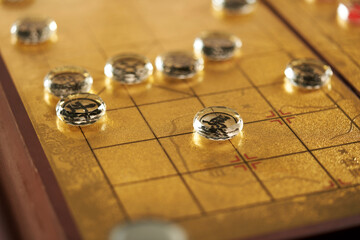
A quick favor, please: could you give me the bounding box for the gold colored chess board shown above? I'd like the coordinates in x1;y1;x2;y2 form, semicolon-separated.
1;0;360;239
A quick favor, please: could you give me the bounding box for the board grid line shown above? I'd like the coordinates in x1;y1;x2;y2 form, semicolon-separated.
182;64;276;201
236;62;342;189
323;91;360;131
123;83;208;215
262;0;360;99
174;181;360;223
78;126;131;220
257;2;360;135
44;0;360;225
291;0;360;80
96;105;339;150
73;26;353;214
232;13;356;191
82;32;211;216
105;137;360;189
2;1;360;239
260;0;360;192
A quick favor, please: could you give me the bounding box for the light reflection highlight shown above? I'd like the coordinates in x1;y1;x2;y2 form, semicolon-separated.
338;3;350;21
57;114;109;133
44;90;60;106
192;131;243;148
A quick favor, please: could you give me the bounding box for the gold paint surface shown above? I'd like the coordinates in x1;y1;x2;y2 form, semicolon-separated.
234;120;307;159
183;165;271;212
159;133;240;173
266;0;360;93
253;153;333;199
95;140;177;185
115;176;202;219
0;0;360;239
139;97;203;137
200;87;274;123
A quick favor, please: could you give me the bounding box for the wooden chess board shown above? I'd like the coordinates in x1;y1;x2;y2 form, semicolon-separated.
1;0;360;239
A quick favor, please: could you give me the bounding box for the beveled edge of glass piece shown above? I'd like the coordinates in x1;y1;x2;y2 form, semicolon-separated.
108;219;188;240
193;106;243;141
155;51;204;79
284;58;333;90
44;65;93;97
212;0;257;15
10;16;57;45
104;53;154;84
193;31;242;61
56;93;106;126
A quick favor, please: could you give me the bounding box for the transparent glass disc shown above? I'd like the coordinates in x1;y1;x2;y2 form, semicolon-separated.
56;93;106;126
10;17;57;44
104;53;153;84
193;106;243;141
155;51;204;79
284;59;333;89
44;66;93;97
194;31;242;61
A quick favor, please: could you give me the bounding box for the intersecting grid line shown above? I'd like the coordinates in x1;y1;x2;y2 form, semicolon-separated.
251;14;360;188
87;51;359;220
263;0;360;98
70;2;360;223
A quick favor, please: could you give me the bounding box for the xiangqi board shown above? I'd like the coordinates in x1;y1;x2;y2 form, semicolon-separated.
0;0;360;240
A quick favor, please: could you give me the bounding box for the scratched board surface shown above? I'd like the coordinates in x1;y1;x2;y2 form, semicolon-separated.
1;0;360;239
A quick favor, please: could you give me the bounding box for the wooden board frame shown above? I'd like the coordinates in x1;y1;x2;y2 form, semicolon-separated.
1;1;360;239
0;54;81;240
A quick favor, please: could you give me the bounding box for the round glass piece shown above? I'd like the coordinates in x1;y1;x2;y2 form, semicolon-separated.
193;106;243;141
338;1;360;23
284;59;333;89
104;53;153;84
56;93;106;126
212;0;257;15
155;51;204;79
10;17;57;44
109;220;187;240
44;66;93;97
194;31;242;61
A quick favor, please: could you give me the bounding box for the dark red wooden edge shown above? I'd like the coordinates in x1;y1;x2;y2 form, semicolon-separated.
0;185;19;240
0;54;82;240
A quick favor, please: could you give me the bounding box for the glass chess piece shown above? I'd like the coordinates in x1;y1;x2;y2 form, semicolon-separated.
56;93;106;126
109;220;187;240
193;106;243;140
194;31;242;61
104;53;153;84
44;66;93;97
284;59;333;89
212;0;257;15
10;17;57;44
155;51;204;79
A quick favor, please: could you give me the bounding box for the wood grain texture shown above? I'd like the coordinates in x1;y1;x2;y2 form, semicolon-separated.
0;85;65;240
0;56;80;240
